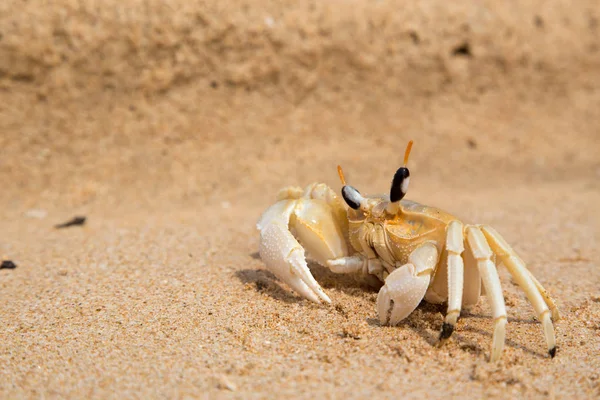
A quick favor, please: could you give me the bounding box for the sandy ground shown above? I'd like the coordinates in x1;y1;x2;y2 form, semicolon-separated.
1;1;600;398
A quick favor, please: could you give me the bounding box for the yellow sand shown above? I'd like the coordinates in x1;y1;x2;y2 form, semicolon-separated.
1;1;599;398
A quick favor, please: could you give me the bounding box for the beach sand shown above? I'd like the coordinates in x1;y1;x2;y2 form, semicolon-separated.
1;1;599;398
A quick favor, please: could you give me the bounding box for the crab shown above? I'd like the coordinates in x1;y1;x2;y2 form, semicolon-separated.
256;141;560;361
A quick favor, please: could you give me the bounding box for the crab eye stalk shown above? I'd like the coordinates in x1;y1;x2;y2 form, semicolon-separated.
342;185;364;210
387;140;413;214
390;167;410;202
337;165;366;210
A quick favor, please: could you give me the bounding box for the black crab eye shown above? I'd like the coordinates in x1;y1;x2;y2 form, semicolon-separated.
389;167;410;203
342;185;362;210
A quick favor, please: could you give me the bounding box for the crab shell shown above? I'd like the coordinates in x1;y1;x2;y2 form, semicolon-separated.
346;198;482;307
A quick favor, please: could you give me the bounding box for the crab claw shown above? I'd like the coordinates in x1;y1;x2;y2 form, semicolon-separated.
377;242;439;325
257;189;349;303
259;218;330;303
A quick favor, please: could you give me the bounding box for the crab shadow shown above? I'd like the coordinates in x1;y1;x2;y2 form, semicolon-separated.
366;302;444;347
367;303;546;359
239;252;379;303
235;268;301;303
245;253;546;359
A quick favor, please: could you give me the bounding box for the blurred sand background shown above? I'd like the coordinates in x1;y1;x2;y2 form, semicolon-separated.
1;1;599;398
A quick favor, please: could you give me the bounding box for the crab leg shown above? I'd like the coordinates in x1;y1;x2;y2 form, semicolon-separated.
327;255;389;284
438;220;465;343
481;225;557;357
526;270;560;322
466;226;507;362
377;242;439;326
326;255;366;273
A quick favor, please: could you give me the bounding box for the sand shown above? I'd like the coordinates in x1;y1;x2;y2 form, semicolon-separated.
1;1;599;398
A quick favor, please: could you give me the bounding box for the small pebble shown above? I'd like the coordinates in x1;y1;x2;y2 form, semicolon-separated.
0;260;17;269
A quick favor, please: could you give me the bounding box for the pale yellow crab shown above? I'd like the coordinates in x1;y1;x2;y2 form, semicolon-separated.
256;141;560;362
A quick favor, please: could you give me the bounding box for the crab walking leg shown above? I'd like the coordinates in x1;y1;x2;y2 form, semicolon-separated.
439;220;465;343
466;226;507;362
377;242;439;326
526;270;560;322
327;255;366;273
327;255;386;280
481;225;558;357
